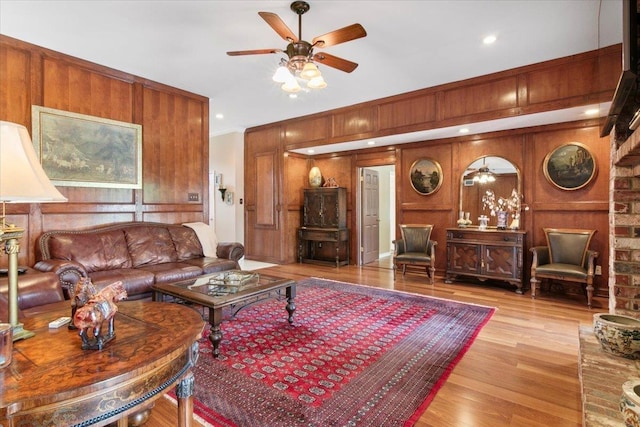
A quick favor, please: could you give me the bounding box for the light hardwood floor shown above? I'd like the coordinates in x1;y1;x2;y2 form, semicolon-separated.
145;259;602;427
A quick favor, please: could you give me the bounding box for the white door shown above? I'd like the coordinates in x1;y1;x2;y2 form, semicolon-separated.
361;168;380;264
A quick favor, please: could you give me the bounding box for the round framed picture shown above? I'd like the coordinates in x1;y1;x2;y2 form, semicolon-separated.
409;158;443;195
543;142;596;191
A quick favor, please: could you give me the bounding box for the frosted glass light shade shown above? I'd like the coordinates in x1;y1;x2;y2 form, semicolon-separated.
307;76;327;89
0;121;67;202
300;63;321;79
272;66;292;83
281;79;301;93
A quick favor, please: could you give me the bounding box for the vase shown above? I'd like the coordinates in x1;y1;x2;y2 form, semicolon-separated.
621;380;640;427
464;212;472;226
308;166;322;188
457;211;467;228
478;215;489;230
496;211;508;230
593;313;640;359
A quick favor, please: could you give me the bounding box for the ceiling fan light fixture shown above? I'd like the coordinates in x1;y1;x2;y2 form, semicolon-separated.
472;166;496;184
300;62;321;79
307;75;327;89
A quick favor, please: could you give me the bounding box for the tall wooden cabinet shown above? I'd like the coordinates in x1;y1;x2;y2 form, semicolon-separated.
445;228;527;293
298;187;349;266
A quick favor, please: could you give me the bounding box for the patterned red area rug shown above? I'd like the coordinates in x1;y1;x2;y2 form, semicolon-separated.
183;278;494;427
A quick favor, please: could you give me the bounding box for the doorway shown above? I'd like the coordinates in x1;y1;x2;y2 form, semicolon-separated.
357;165;395;266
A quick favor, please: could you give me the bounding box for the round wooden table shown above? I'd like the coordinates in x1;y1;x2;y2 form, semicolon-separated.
0;300;204;427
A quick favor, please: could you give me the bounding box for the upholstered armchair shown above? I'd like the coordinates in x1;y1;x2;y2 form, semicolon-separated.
530;228;598;308
393;224;437;284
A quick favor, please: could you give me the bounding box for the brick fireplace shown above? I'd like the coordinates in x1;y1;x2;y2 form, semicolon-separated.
611;128;640;315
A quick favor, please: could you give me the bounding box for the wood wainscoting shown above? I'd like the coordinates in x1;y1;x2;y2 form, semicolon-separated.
0;35;211;268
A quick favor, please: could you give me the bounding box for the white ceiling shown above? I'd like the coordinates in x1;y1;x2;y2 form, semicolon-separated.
0;0;623;151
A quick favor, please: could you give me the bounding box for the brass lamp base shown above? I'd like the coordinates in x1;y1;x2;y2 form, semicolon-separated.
1;217;33;341
12;322;34;341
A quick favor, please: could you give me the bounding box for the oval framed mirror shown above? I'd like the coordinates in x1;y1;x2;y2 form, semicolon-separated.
459;156;521;226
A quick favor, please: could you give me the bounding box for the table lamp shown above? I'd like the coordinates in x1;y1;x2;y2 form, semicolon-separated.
0;121;67;340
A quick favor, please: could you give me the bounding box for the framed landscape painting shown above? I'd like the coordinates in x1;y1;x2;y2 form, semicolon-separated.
543;142;596;191
409;158;443;195
32;106;142;189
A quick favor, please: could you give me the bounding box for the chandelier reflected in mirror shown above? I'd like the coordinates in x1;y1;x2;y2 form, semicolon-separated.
472;158;496;184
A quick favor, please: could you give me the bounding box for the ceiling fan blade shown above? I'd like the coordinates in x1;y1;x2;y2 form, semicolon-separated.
312;23;366;48
258;12;298;42
313;53;358;73
227;49;281;56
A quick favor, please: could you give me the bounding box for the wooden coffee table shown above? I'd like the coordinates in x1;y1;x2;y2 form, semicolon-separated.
152;271;296;357
1;300;204;427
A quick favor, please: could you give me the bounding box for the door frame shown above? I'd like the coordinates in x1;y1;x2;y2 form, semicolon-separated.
356;164;396;266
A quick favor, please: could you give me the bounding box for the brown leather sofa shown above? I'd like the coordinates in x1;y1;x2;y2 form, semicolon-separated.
33;221;244;300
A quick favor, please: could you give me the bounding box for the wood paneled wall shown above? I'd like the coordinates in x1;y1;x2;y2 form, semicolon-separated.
244;46;619;297
0;35;210;268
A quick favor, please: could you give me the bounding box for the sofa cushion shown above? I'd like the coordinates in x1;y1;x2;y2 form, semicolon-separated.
124;226;178;267
169;227;204;260
136;262;203;283
89;269;155;298
48;230;132;273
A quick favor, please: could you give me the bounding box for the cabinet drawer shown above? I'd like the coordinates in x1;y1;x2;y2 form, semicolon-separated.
448;229;522;244
299;228;347;241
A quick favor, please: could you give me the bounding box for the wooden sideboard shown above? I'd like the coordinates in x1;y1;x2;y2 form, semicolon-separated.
445;227;527;294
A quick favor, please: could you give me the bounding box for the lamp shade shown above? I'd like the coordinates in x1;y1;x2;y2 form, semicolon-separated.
307;75;327;89
272;65;292;83
0;121;67;202
300;63;321;80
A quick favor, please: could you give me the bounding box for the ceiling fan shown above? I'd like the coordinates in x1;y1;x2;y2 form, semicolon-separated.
226;1;367;92
465;157;496;183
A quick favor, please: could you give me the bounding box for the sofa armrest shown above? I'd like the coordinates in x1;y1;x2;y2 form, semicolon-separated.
33;259;88;299
217;242;245;262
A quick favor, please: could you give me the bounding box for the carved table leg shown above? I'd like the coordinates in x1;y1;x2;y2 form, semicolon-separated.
286;284;296;324
208;307;223;357
176;372;195;427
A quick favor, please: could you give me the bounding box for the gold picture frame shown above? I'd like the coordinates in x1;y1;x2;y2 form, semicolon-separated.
32;106;142;189
409;158;443;195
543;142;596;191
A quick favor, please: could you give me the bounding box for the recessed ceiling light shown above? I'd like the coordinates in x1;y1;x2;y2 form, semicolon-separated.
307;149;315;154
459;128;470;134
585;108;599;116
483;35;497;45
367;141;376;145
289;94;298;99
215;113;224;119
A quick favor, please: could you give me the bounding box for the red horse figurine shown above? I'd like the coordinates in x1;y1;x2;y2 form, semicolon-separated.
73;281;128;350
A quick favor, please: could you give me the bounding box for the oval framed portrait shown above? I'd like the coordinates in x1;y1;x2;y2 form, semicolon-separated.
543;142;596;191
409;158;443;195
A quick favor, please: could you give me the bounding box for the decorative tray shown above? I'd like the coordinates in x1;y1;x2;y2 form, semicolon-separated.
204;270;259;295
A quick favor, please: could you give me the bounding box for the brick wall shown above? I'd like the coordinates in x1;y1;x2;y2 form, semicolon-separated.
611;130;640;315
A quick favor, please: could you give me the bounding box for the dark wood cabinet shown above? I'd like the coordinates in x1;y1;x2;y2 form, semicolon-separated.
445;228;526;293
303;187;347;228
299;188;349;266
